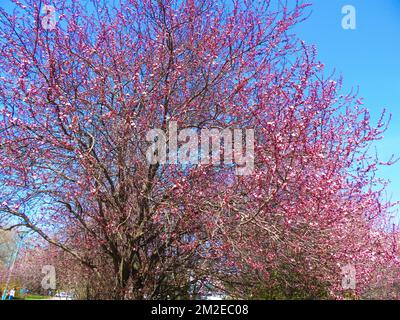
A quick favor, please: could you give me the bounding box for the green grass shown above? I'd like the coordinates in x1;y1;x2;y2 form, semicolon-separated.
23;294;50;300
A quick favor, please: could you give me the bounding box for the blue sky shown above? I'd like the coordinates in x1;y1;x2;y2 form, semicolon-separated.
295;0;400;203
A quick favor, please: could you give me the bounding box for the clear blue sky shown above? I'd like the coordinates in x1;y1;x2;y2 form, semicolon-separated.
295;0;400;203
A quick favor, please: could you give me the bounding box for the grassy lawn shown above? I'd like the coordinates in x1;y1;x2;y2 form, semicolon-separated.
22;294;50;300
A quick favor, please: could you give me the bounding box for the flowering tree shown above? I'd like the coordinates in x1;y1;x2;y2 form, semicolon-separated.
0;0;398;299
